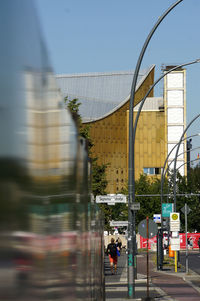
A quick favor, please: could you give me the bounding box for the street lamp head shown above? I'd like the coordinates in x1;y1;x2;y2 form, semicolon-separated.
195;59;200;63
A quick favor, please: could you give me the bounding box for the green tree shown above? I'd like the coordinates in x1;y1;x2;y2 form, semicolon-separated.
119;174;163;228
134;174;162;225
64;96;108;197
175;166;200;232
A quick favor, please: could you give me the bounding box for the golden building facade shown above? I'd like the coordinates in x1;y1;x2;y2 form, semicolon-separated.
56;66;187;194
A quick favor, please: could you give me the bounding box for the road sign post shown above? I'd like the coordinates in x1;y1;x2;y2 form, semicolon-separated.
170;212;180;273
138;218;157;298
181;204;191;274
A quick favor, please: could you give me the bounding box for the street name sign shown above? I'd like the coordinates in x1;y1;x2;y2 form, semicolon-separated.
110;221;128;227
96;194;127;205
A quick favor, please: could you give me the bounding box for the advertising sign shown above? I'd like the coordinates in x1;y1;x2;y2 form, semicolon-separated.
139;233;200;250
140;235;157;250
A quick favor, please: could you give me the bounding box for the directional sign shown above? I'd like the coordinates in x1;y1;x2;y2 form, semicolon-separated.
110;221;128;227
162;203;174;217
96;194;126;204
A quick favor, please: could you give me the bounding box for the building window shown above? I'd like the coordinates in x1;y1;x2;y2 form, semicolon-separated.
143;167;161;175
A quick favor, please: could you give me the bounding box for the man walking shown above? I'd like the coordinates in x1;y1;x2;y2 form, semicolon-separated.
106;238;119;275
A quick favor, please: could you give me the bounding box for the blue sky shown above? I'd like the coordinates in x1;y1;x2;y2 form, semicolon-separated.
35;0;200;162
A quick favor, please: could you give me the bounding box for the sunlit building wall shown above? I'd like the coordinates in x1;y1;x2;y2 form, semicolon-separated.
56;66;187;193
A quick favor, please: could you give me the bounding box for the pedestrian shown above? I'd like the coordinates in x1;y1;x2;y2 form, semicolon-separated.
187;238;190;249
198;237;200;252
106;238;119;275
190;237;193;250
116;237;122;253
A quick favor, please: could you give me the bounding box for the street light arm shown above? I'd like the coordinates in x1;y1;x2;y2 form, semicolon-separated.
128;0;183;297
176;157;200;172
163;145;200;182
165;156;200;203
160;133;200;207
173;113;200;210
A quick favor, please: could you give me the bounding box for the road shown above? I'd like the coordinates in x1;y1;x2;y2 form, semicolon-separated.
180;250;200;274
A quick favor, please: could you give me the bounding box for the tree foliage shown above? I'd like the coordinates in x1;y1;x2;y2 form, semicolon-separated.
64;96;108;197
175;166;200;232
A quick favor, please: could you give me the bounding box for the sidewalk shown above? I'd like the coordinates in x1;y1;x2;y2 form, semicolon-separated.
105;251;200;300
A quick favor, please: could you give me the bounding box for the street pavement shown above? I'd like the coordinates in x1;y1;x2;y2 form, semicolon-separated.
105;250;200;300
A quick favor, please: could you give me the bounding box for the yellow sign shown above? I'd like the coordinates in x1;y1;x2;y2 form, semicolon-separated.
172;213;178;220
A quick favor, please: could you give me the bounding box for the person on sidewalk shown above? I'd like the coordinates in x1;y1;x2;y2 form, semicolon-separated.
116;237;122;253
198;237;200;252
189;237;193;250
106;238;120;275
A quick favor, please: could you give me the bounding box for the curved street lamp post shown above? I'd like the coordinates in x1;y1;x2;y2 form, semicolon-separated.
128;0;183;297
137;62;199;271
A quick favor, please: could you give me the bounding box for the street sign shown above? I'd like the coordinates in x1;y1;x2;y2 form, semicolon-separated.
170;212;180;231
162;203;174;217
171;237;180;251
130;203;140;211
153;214;161;224
110;221;128;227
138;219;158;239
96;194;126;204
170;212;180;221
181;204;191;215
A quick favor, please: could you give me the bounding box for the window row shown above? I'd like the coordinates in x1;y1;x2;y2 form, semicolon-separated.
143;167;162;175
